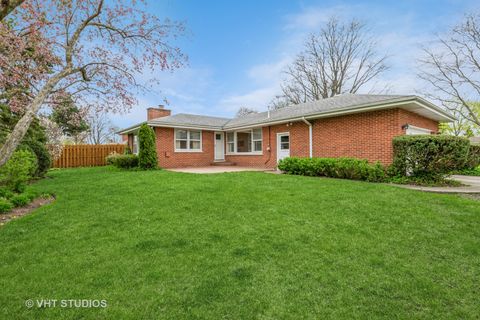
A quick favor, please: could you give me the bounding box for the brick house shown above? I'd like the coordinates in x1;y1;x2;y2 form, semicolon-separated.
118;94;454;169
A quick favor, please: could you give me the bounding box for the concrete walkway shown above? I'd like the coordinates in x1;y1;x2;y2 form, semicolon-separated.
167;166;268;174
396;175;480;194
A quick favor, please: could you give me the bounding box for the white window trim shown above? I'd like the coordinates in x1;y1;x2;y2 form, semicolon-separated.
132;134;139;155
174;129;203;152
225;128;263;155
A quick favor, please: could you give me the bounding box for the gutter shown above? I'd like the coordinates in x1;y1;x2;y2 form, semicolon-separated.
301;117;313;158
117;121;224;135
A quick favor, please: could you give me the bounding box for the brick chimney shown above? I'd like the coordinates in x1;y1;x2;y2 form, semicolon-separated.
147;105;171;120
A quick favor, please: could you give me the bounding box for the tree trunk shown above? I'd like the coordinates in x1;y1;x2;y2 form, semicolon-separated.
0;0;24;21
0;69;70;166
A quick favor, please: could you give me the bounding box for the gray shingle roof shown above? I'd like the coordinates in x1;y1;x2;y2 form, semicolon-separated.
149;113;230;130
223;94;413;128
118;94;453;134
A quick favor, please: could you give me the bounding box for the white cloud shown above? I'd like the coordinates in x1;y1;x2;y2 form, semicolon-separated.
217;56;295;113
283;5;355;31
110;66;215;127
247;57;291;85
219;87;279;112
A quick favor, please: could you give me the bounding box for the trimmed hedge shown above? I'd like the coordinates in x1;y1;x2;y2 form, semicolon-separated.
106;153;139;169
392;135;470;178
138;124;158;169
278;157;386;182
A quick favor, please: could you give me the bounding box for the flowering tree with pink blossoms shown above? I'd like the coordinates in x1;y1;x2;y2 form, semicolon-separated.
0;0;186;166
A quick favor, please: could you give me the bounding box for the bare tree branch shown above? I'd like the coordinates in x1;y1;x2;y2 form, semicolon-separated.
271;17;388;109
235;107;258;118
419;13;480;126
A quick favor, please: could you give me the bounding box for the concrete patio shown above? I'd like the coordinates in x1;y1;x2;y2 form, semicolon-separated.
167;166;270;174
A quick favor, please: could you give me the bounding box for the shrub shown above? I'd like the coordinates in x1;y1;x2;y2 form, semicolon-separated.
0;187;14;199
465;144;480;169
25;140;51;177
10;194;31;207
138;124;158;169
108;154;139;169
0;198;13;214
106;151;121;165
392;135;470;179
278;157;386;182
0;150;38;192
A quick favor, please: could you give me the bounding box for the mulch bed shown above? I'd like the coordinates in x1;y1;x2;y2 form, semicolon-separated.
0;196;55;226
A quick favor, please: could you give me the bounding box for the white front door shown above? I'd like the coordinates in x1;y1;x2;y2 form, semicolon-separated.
214;132;225;161
277;132;290;162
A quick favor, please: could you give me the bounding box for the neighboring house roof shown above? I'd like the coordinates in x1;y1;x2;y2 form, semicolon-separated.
118;94;455;134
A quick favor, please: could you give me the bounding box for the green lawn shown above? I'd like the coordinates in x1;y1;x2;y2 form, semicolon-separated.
1;167;479;319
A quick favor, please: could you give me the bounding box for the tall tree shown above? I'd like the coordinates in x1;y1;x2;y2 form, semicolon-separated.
84;105;116;144
235;106;258;118
439;106;480;137
50;95;89;143
0;0;186;166
419;13;480;127
271;17;388;109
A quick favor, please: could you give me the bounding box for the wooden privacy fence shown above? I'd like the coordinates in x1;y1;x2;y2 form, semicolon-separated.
53;144;125;168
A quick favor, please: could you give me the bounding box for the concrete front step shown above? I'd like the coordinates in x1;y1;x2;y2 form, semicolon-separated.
211;161;236;166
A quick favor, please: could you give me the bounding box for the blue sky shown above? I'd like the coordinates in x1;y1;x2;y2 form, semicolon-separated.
112;0;478;128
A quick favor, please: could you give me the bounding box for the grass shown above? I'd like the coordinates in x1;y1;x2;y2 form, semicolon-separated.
1;167;479;319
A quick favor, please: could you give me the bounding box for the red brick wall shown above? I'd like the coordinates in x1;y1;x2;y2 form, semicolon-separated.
147;107;171;120
398;109;439;133
311;108;440;165
155;127;215;168
151;107;440;168
311;109;400;164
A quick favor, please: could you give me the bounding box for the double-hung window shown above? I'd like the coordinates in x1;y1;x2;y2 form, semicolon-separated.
226;128;262;154
175;129;202;152
227;132;235;153
252;128;262;152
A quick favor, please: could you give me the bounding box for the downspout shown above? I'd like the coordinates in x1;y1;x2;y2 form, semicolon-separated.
264;125;271;165
301;117;313;158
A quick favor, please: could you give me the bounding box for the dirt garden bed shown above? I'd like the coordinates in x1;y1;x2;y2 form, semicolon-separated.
0;195;55;226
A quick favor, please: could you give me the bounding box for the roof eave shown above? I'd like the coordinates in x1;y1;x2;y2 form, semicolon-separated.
117;96;455;134
223;97;454;130
148;122;224;131
116;121;146;135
